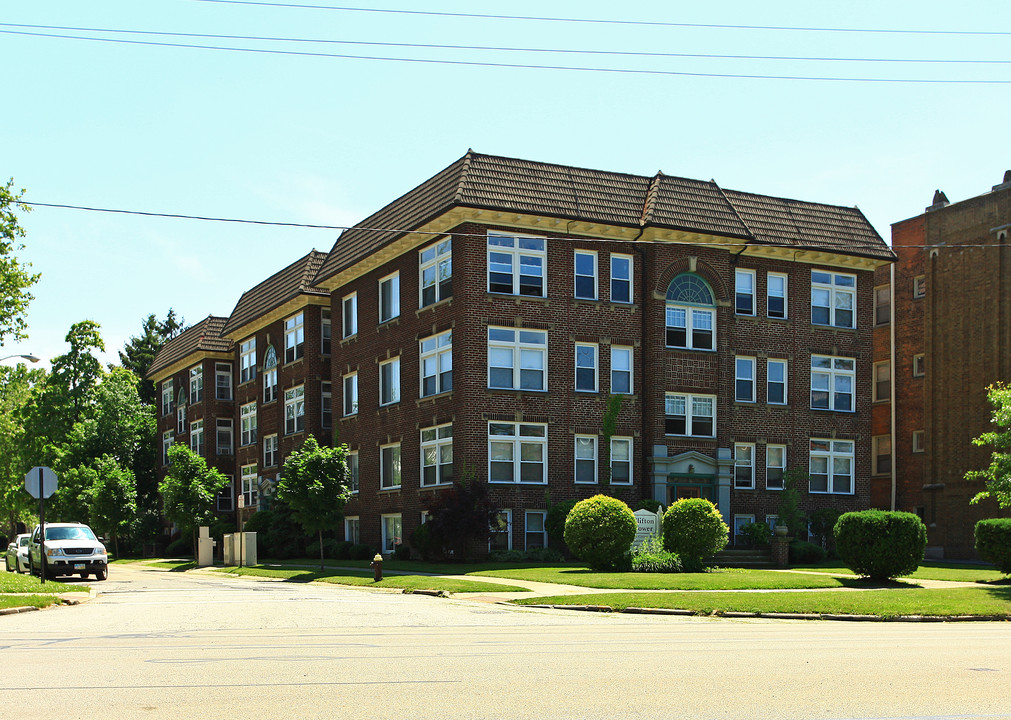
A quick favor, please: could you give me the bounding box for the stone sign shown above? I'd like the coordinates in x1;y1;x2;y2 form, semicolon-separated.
631;509;663;550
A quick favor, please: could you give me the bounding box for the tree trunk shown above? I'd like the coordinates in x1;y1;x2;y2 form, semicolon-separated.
318;529;324;572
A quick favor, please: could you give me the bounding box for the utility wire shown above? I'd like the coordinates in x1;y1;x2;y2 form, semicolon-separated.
189;0;1011;37
3;22;1008;65
5;29;1009;84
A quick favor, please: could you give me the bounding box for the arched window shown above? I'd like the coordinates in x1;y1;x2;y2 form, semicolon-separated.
665;273;716;350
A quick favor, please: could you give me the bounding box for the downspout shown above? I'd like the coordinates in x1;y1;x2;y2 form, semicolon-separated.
890;261;897;511
631;227;647;503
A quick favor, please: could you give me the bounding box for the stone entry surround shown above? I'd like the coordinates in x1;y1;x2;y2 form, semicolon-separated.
649;447;733;524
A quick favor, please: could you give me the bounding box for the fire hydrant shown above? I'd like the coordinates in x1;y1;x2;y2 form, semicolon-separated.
371;553;383;582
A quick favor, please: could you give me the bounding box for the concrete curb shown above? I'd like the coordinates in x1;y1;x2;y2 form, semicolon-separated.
0;605;41;615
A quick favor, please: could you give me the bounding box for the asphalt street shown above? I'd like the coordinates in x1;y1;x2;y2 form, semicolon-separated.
1;564;1009;720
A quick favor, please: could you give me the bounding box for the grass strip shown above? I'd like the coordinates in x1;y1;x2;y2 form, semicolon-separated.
0;595;58;610
0;574;71;594
145;560;198;571
468;567;848;590
514;586;1011;618
215;565;529;593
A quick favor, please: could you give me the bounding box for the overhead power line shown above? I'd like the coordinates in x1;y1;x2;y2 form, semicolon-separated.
5;29;1009;84
189;0;1011;37
3;23;1008;66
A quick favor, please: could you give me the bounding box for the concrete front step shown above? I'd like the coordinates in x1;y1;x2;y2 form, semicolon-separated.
710;548;775;568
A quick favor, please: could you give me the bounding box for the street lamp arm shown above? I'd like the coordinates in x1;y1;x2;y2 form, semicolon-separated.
0;354;40;364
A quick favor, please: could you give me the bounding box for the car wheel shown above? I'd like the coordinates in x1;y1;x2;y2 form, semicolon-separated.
95;566;108;581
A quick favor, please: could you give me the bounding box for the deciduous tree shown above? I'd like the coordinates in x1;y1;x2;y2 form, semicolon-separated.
0;178;40;347
160;443;229;553
968;382;1011;508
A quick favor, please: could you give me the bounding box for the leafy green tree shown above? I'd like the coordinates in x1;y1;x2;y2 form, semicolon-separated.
0;362;45;537
50;320;105;423
968;382;1011;508
88;454;138;558
776;468;808;537
0;179;40;346
276;436;351;570
160;443;229;554
119;310;187;406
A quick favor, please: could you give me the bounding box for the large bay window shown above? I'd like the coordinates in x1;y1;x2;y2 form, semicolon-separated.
665;273;715;350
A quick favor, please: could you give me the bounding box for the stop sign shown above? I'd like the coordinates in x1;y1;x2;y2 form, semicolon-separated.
24;466;58;499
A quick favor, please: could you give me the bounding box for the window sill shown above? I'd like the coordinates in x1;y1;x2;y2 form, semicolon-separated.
485;292;549;304
419;483;454;491
417;296;452;315
282;358;304;370
487;387;547;394
489;481;549;486
378;317;400;330
378;487;402;494
417;391;452;406
811;323;857;332
664;346;717;353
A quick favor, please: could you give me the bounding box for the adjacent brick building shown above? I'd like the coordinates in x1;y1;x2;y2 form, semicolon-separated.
150;152;895;555
872;173;1011;558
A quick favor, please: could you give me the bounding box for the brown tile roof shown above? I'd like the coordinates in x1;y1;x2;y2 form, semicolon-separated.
221;250;329;337
314;151;892;283
147;316;232;379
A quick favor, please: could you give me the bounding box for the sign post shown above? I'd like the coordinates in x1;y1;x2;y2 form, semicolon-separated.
24;466;58;585
237;493;245;569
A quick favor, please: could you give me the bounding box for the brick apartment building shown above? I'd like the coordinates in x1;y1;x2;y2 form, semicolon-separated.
150;151;894;555
871;172;1011;559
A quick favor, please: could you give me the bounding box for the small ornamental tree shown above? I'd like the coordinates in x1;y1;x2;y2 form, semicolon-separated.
967;382;1011;508
563;495;636;571
276;436;352;571
421;466;498;561
834;510;927;580
974;518;1011;574
662;498;729;572
160;443;229;554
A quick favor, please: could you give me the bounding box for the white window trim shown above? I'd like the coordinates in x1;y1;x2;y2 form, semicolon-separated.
216;418;233;456
379;271;401;323
734;443;755;489
912;431;926;454
487;231;546;297
343;372;358;416
665;393;716;438
610;253;633;304
321;308;332;355
215;362;232;401
284;385;305;435
768;272;788;319
809;439;855;495
162;380;174;417
379;356;401;406
735;269;756;316
420;424;453;488
872;435;891;476
811;355;856;412
263;433;278;468
610;436;633;486
912;354;925;378
380;443;402;490
420;331;452;398
241;464;258;509
574;434;598;484
348;451;359;494
665;305;716;351
735;356;756;403
344;515;360;544
321;381;331;427
381;513;403;554
490;509;512;552
874;284;890;326
811;270;856;329
524;510;547;551
766;444;786;490
767;358;788;405
574;250;597;300
574;342;598;393
240;401;257;447
419;237;452;307
189;366;203;404
873;360;890;403
283;312;305;364
610;345;633;395
488;421;548;485
342;292;358;338
189;420;204;456
239;338;256;384
162;430;173;466
487;327;547;392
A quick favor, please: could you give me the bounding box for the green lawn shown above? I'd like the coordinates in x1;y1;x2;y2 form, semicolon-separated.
466;566;848;590
214;565;529;593
0;595;58;610
515;586;1011;618
797;561;1008;583
145;560;198;571
0;573;72;594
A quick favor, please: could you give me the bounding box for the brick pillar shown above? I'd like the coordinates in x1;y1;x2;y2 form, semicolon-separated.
771;536;791;567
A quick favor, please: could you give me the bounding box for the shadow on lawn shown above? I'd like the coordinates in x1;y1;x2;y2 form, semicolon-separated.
835;576;923;589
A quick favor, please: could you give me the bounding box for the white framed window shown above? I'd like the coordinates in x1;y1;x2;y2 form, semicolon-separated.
574;435;597;484
574;343;598;393
217;482;234;512
574;250;597;300
525;511;547;550
913;354;925;378
342;292;357;338
348;451;359;493
734;443;755;489
284;385;305;435
610;437;632;485
766;444;786;490
913;275;926;299
811;270;856;329
489;422;547;484
241;464;257;509
240;337;256;384
343;372;358;416
379;271;400;323
665;274;716;351
216;418;233;456
809;439;854;494
344;516;360;544
487;231;546;297
321;308;332;354
380;443;401;490
488;327;547;391
913;430;926;454
162;430;173;466
421;424;453;487
767;359;787;405
240;401;257;446
176;401;187;434
735;356;756;402
611;346;633;395
872;435;891;475
490;510;512;552
263;433;278;468
665;393;715;437
381;514;403;553
189;366;203;404
215;362;232;401
735;269;755;315
811;355;855;412
321;382;331;427
161;380;174;416
263;368;277;403
874;285;890;326
420;331;452;397
765;515;780;532
419;237;452;307
768;272;787;319
284;312;304;364
734;514;756;543
379;357;401;406
189;419;204;456
610;253;632;303
873;361;890;402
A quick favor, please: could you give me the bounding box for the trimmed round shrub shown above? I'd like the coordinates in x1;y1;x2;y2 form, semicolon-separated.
975;518;1011;574
789;540;827;565
834;510;927;580
563;495;637;571
662;498;729;572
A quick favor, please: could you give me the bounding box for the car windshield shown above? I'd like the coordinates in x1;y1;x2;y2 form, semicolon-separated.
45;526;97;541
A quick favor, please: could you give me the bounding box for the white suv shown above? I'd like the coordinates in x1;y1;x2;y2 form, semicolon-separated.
28;523;109;581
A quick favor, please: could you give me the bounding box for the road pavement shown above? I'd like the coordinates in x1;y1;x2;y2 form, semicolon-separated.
1;563;1009;719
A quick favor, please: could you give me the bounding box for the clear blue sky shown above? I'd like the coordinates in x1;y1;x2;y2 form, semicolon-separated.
2;0;1009;367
